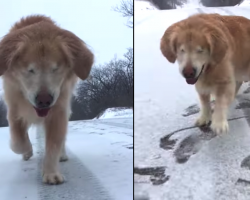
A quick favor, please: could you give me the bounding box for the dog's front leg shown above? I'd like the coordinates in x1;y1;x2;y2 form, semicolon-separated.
8;111;33;160
43;108;68;184
59;142;68;162
211;83;235;134
195;92;211;127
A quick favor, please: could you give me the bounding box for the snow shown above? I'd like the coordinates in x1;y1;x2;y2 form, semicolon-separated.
135;5;250;200
239;0;250;6
95;107;133;119
0;117;133;200
68;118;133;200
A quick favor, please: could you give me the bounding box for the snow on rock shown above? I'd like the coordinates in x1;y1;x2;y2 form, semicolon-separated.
95;107;133;119
135;0;158;11
134;0;203;11
135;0;250;11
239;0;250;6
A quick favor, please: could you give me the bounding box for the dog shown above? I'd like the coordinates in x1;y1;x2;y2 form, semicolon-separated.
160;13;250;135
0;15;94;184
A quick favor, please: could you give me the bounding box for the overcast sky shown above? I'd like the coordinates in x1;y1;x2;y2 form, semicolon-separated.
0;0;133;65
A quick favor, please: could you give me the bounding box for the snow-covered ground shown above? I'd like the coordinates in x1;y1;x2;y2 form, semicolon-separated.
95;108;133;119
135;5;250;200
0;117;133;200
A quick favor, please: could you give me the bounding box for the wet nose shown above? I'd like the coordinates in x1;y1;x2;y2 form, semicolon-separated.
35;92;53;108
182;67;197;79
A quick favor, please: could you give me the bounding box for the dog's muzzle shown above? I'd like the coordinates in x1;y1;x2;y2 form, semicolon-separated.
183;65;205;85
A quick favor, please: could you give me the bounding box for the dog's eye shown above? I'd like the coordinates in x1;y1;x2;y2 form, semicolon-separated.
197;49;203;53
180;49;185;53
28;69;35;74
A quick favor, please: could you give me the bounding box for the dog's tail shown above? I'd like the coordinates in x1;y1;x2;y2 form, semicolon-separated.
10;15;55;32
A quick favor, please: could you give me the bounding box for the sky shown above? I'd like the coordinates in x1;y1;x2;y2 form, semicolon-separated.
0;0;133;66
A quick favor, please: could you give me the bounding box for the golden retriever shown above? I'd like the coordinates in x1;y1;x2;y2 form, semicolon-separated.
160;13;250;135
0;15;94;184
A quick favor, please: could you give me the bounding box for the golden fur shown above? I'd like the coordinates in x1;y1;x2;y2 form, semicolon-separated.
160;13;250;134
0;15;94;184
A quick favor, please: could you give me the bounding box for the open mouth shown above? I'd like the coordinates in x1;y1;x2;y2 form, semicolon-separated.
185;65;205;85
33;107;50;117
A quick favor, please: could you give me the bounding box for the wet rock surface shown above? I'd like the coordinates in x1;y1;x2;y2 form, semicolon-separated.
174;128;216;163
182;100;215;117
134;166;166;176
144;97;250;193
243;86;250;94
182;104;200;117
241;155;250;170
174;134;200;163
160;123;216;163
235;99;250;110
236;178;250;185
159;133;177;150
161;99;249;164
134;166;169;185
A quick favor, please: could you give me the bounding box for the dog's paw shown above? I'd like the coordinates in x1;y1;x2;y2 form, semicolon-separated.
10;140;32;155
60;154;68;162
22;150;33;161
43;172;64;185
195;114;211;126
211;120;229;135
10;134;32;155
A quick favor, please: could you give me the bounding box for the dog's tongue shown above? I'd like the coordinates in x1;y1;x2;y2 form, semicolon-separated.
34;108;50;117
186;78;198;85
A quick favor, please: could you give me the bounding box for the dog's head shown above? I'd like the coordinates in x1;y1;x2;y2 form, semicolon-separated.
160;16;228;85
0;21;94;117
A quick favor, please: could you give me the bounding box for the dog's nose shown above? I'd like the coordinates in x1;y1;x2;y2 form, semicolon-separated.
182;67;197;79
35;92;53;108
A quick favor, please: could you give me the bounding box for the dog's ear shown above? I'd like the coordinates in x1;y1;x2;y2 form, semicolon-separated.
0;33;24;75
60;30;94;80
160;23;180;63
206;29;228;64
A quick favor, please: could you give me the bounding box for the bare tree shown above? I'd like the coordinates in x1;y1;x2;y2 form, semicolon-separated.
70;96;89;121
199;0;244;7
113;0;133;28
75;48;133;119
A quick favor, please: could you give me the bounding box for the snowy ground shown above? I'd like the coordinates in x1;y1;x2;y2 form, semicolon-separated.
0;117;133;200
135;6;250;200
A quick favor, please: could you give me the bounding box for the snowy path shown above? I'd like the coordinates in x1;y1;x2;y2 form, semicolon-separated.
135;6;250;200
0;118;133;200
